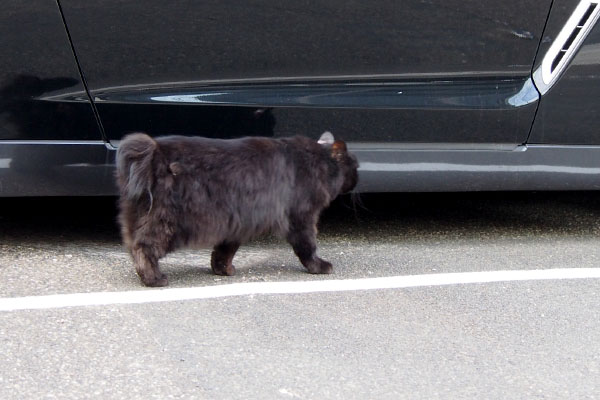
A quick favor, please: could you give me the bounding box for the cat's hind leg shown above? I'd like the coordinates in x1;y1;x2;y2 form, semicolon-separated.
211;241;240;276
286;215;333;274
131;244;169;287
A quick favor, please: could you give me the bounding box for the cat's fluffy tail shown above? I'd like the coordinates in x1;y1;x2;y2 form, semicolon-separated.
116;133;157;200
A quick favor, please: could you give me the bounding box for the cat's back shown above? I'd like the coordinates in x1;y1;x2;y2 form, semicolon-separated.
153;135;300;194
156;135;287;160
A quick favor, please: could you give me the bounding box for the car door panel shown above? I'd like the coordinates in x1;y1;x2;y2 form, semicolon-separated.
60;0;552;145
0;1;101;141
0;1;110;196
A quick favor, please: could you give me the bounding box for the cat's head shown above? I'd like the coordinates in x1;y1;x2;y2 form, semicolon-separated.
318;132;359;194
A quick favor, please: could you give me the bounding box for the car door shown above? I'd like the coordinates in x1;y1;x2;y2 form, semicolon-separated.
59;0;552;146
0;1;107;196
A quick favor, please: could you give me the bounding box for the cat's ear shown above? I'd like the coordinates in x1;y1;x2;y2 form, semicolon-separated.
331;140;347;160
332;140;347;152
318;131;335;145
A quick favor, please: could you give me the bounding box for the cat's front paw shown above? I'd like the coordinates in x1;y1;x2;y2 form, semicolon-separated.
306;259;333;274
211;263;236;276
142;273;169;287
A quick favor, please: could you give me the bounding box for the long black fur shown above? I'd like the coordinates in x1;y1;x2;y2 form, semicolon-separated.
116;132;358;286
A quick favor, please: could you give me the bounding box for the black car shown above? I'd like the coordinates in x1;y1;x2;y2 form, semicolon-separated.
1;0;599;195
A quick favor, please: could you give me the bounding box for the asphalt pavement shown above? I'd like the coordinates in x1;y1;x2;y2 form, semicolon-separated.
1;192;600;399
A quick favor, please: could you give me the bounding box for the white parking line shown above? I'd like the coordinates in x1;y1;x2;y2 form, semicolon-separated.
1;268;600;312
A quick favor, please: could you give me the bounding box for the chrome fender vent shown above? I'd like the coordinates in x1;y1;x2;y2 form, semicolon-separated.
534;0;600;94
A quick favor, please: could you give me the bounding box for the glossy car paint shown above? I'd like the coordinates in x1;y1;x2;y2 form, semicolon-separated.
530;0;600;144
0;1;111;196
355;144;600;192
0;142;114;196
0;1;101;141
90;78;539;144
2;0;600;196
59;0;550;144
60;1;550;84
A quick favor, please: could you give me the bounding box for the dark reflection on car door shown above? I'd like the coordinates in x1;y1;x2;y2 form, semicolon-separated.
0;2;100;141
0;2;108;196
59;0;552;145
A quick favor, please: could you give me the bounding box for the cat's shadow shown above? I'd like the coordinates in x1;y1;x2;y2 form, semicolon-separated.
160;262;308;287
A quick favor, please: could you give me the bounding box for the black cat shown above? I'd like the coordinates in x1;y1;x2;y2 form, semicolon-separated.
116;132;358;287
